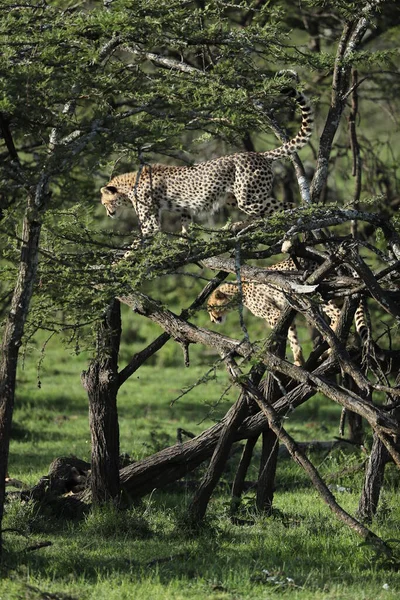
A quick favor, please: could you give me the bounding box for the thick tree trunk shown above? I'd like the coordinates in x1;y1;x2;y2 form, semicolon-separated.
254;333;286;515
357;434;389;522
187;360;266;525
82;299;121;504
0;208;42;557
347;411;364;445
230;435;259;513
341;376;364;445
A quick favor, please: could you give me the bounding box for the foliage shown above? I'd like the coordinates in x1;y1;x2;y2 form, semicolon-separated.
1;0;399;340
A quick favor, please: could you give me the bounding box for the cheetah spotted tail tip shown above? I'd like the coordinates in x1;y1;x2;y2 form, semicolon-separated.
264;72;314;161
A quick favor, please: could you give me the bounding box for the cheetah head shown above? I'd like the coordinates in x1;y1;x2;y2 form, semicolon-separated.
207;289;233;324
100;185;131;218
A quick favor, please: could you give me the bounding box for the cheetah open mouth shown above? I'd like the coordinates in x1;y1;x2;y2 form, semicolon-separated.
107;210;116;218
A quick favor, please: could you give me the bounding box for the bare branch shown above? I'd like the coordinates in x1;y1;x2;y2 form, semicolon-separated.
117;270;228;386
227;354;391;548
310;1;383;202
123;45;200;74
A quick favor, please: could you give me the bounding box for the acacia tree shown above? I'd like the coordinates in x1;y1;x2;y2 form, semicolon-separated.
0;0;326;550
1;0;400;553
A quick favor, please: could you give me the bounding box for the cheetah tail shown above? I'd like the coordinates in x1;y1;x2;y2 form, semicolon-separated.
263;88;314;161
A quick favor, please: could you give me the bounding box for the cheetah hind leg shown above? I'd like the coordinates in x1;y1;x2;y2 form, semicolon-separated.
318;300;342;360
288;324;305;367
265;309;304;367
230;195;291;234
240;196;293;220
221;193;257;233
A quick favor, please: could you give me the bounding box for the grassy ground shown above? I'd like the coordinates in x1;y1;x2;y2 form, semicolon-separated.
3;314;400;599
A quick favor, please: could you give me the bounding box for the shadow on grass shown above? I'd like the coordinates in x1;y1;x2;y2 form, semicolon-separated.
4;508;392;595
16;392;87;415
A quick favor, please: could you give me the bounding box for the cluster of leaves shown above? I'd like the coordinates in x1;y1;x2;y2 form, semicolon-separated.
1;0;400;350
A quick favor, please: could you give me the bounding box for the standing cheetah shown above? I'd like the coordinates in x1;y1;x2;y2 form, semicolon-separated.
207;258;367;366
100;88;313;239
208;279;306;366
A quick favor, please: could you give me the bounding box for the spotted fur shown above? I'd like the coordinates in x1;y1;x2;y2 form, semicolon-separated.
208;280;306;366
207;258;368;366
100;89;313;238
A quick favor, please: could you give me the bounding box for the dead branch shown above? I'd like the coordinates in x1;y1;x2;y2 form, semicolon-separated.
25;541;52;553
117;270;228;386
347;247;400;321
225;354;391;549
310;2;383;202
117;292;253;359
117;286;400;440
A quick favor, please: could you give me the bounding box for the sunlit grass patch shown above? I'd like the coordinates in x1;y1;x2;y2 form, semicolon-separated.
5;327;400;600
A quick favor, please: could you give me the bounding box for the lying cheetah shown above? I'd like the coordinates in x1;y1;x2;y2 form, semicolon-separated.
207;259;367;366
100;88;313;240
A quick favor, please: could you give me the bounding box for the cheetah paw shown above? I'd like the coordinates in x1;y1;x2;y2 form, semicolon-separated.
223;220;252;234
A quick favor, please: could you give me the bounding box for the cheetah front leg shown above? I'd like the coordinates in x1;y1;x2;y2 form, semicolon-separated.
264;306;304;367
131;190;161;238
322;301;342;332
138;210;160;238
317;300;342;360
123;202;161;258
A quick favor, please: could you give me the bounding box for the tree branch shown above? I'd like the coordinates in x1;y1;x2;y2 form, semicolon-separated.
227;354;391;548
117;270;228;386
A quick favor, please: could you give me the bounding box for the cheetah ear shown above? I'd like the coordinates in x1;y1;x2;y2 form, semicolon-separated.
101;185;118;195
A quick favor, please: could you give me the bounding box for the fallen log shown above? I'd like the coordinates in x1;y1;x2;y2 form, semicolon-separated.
118;357;341;498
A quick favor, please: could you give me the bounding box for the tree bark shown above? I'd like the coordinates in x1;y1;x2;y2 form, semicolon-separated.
256;429;279;515
231;435;258;514
0;204;42;557
254;309;289;516
347;410;364;445
188;393;249;525
82;299;121;504
357;434;389;522
117;270;228;386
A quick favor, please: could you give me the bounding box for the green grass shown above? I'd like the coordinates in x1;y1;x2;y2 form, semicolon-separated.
3;495;400;599
4;320;400;599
